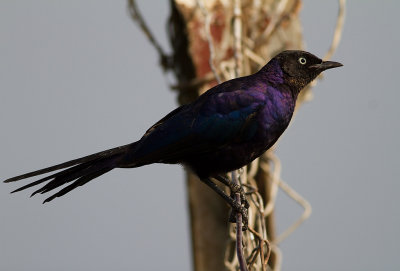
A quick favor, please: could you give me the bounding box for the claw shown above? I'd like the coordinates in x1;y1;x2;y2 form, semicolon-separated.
230;183;242;193
241;194;249;209
228;183;249;230
229;201;249;231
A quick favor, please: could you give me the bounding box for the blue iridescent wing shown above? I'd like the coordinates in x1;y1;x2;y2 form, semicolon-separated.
132;90;265;164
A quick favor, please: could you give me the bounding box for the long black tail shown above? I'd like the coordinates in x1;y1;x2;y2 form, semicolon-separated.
4;143;134;203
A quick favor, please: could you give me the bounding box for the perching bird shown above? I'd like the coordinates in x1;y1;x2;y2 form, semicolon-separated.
4;50;342;227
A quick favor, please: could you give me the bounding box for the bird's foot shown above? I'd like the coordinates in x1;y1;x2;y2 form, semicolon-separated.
230;183;250;209
214;175;250;210
228;182;249;230
229;203;248;231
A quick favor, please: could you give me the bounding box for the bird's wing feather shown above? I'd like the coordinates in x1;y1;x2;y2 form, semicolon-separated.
132;89;265;164
142;104;187;137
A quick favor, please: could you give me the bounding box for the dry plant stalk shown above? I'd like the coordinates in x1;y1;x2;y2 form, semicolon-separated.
128;0;345;270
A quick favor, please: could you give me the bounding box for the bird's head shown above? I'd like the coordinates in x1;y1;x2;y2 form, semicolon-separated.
275;50;343;92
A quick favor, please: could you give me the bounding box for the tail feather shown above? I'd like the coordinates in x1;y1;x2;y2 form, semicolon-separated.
30;161;97;196
42;167;113;203
11;160;93;194
4;143;135;203
4;144;130;183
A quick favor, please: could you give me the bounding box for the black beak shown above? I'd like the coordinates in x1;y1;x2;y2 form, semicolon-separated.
310;61;343;72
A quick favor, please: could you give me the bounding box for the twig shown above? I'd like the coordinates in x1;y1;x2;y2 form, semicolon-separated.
324;0;346;60
232;171;248;271
259;150;312;244
262;152;281;217
128;0;170;69
233;0;243;78
254;0;294;47
247;245;261;269
196;0;222;83
219;60;236;81
275;178;312;244
244;47;266;68
261;0;289;41
248;226;271;271
270;244;282;270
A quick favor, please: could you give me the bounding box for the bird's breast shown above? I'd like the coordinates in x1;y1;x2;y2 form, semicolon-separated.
257;91;295;145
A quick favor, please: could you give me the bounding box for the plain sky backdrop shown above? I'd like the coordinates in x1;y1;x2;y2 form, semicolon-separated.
1;1;399;270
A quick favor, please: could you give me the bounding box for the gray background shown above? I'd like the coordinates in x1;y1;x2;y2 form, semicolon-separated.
0;0;399;270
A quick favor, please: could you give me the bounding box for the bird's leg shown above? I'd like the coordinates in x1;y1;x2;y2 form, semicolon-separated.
202;176;249;230
202;177;248;230
201;178;237;207
214;175;249;230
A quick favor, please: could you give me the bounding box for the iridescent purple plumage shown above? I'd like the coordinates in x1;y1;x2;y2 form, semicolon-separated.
4;50;342;205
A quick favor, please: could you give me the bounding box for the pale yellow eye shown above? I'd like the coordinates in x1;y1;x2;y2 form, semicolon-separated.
298;57;307;65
